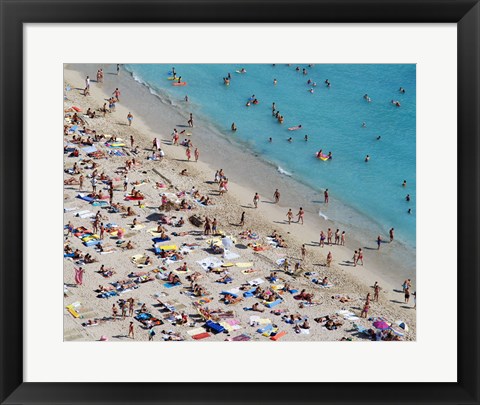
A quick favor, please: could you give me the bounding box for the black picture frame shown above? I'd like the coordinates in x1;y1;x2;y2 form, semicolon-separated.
1;1;479;404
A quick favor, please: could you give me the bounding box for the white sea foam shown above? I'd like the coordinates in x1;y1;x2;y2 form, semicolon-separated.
318;211;328;220
277;166;292;176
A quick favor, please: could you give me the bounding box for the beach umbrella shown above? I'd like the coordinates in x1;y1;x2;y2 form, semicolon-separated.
373;320;390;330
395;321;409;331
221;237;234;250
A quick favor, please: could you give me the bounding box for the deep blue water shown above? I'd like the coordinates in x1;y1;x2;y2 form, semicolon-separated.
124;64;416;247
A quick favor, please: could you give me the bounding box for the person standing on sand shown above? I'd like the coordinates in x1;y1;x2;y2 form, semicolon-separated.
334;229;340;245
116;64;120;75
327;228;333;245
274;189;280;203
297;207;304;224
148;329;156;341
79;174;84;191
121;303;127;319
374;284;380;302
128;322;135;339
377;235;382;250
404;287;410;304
113;88;121;102
324;189;329;204
128;298;135;317
301;244;306;260
112;304;118;321
123;175;128;192
239;212;245;226
358;248;364;265
353;250;359;266
194;148;199;162
319;231;326;247
360;300;369;318
127;113;133;127
188;113;194;127
341;231;346;246
326;251;333;267
186;147;191;161
91;177;97;193
253;193;260;208
130;135;135;149
286;209;293;224
74;267;85;286
389;228;394;242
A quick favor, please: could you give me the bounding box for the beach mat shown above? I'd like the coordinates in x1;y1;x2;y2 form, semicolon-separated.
270;331;287;341
192;332;211;340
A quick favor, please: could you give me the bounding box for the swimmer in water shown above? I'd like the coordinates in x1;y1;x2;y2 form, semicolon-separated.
365;155;370;162
309;88;314;93
304;135;308;141
269;137;273;142
362;122;367;128
408;208;412;214
246;101;251;107
406;194;410;202
402;180;407;187
287;137;293;142
399;87;406;93
240;68;246;73
231;122;237;131
376;136;381;140
272;102;276;111
327;151;332;159
273;78;277;85
316;149;322;158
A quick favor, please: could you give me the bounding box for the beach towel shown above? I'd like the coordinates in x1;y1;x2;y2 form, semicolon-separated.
192;332;211;340
205;320;225;334
79;211;95;219
264;299;283;308
248;278;265;286
152;236;171;243
77;193;95;203
196;256;224;271
235;262;254;268
125;196;144;201
270;331;287;341
187;327;207;336
91;201;109;207
84;239;102;247
230;334;251;341
163;282;181;288
241;268;257;275
81;145;97;154
223;251;240;260
257;324;273;334
243;287;257;298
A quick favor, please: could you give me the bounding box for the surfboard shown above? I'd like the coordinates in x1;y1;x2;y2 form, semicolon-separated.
172;82;187;86
236;70;247;74
155;138;161;150
167;77;179;80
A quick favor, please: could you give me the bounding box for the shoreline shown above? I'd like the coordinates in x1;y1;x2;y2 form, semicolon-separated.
68;63;416;289
63;64;416;341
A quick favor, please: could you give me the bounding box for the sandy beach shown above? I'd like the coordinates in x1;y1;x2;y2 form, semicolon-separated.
63;64;416;342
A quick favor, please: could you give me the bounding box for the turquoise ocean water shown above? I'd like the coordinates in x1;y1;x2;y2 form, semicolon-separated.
124;64;416;247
